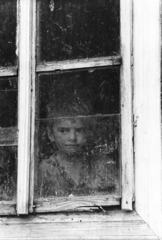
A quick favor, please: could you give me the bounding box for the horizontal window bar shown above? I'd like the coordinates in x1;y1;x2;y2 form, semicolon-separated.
36;56;121;73
33;195;121;213
0;67;17;77
36;113;121;121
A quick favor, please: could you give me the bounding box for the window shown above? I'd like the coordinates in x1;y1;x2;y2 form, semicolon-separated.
0;1;162;240
0;0;133;215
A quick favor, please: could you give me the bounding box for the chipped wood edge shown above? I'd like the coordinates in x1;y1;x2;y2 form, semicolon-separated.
34;195;121;213
120;0;134;210
36;56;121;72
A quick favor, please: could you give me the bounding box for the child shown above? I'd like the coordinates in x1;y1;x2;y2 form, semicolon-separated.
38;95;119;198
38;95;93;197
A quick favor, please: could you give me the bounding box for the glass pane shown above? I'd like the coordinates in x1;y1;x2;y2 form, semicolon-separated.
0;77;18;201
35;68;120;198
0;146;17;201
0;0;17;67
0;78;18;128
38;68;120;118
37;0;120;62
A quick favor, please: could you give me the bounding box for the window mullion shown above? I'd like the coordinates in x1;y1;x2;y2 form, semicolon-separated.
120;0;134;210
17;0;33;214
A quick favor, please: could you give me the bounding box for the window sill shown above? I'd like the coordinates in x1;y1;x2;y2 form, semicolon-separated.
0;210;159;239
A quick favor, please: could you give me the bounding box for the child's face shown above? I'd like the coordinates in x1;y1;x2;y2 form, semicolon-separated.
52;118;88;155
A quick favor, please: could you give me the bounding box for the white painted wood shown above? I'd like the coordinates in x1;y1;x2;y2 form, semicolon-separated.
0;211;158;240
120;0;134;210
0;67;17;76
29;0;36;214
17;0;33;214
133;0;162;239
0;210;142;223
36;56;121;72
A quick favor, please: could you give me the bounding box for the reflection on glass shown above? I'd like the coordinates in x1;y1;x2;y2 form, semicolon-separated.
0;0;17;67
35;68;120;198
0;77;18;201
37;0;120;62
0;146;17;201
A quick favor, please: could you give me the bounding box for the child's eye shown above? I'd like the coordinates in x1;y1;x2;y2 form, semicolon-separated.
76;128;84;133
58;128;70;133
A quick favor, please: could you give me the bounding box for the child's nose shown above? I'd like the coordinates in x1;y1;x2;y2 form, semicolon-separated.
69;129;76;141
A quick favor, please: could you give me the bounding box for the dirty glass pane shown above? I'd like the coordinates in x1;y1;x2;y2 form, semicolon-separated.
37;0;120;62
0;77;17;201
0;0;17;67
0;146;17;201
0;78;18;128
35;68;120;198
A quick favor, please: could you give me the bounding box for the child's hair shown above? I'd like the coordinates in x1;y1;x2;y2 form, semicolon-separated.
46;95;93;118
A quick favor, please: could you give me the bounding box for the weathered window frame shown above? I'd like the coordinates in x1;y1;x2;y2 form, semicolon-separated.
30;0;134;213
1;0;162;239
0;0;134;214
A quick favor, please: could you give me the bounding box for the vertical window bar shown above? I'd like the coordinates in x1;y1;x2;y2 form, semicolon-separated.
17;0;33;214
29;0;36;213
120;0;134;210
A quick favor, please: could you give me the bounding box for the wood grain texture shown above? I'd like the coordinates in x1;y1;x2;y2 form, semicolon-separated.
120;0;134;210
133;0;162;239
34;195;120;213
0;211;158;239
36;56;121;72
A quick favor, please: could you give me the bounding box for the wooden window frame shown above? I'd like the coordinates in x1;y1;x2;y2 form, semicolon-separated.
0;0;134;213
29;0;133;213
0;0;162;239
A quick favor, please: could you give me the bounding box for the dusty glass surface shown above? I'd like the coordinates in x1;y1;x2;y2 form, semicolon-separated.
0;147;17;201
0;0;17;67
35;68;120;198
0;78;18;128
37;0;120;62
0;77;17;201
